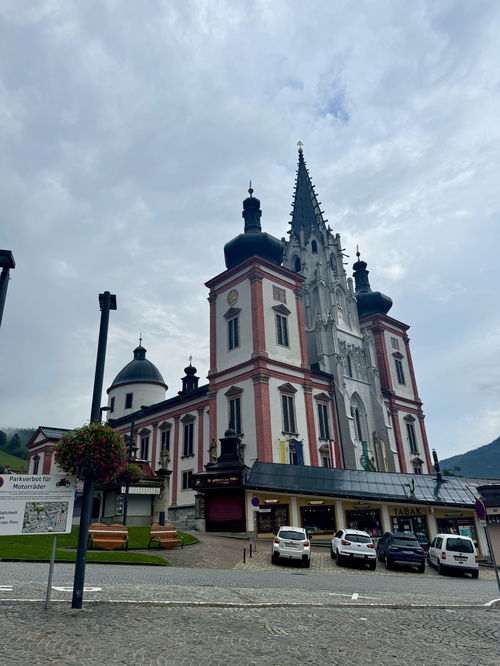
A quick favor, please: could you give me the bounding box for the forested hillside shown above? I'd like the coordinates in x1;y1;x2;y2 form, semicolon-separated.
441;436;500;479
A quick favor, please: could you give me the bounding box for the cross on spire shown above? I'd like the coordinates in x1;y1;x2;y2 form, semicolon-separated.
297;140;304;153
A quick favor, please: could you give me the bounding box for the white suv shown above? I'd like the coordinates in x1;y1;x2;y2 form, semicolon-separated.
428;533;479;578
331;528;377;570
272;526;311;567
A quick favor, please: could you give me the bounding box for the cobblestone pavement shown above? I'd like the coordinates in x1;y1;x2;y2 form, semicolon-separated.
1;601;498;665
144;532;245;569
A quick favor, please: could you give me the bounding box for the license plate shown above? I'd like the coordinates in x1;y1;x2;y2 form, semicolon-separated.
402;550;413;554
454;556;466;561
286;542;297;548
352;553;364;557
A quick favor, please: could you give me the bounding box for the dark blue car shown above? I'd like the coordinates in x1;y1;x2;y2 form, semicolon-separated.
377;531;426;573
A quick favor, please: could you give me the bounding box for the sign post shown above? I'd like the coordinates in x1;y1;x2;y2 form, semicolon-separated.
0;473;76;608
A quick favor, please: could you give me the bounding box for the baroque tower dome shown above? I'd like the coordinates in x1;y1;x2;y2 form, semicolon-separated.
224;185;283;269
352;251;393;318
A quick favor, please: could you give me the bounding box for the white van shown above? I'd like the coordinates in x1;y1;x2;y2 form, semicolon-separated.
428;533;479;578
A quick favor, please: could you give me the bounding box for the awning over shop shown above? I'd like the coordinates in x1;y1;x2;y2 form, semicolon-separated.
245;462;490;508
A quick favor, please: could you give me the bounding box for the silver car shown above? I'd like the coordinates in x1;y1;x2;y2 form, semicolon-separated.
331;528;377;570
272;526;311;567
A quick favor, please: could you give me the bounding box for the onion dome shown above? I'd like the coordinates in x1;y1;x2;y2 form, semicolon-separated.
224;184;284;269
111;344;167;389
180;357;199;394
353;250;393;319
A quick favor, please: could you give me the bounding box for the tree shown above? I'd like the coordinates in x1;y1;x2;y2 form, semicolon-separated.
6;433;22;455
0;430;7;451
443;465;462;477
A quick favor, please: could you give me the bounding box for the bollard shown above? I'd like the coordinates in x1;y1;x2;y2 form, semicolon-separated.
249;543;253;558
243;546;246;564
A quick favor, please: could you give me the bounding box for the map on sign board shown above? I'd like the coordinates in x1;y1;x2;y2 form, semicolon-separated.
22;501;70;533
0;474;76;536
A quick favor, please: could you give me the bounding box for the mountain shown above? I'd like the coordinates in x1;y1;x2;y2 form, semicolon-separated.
440;436;500;479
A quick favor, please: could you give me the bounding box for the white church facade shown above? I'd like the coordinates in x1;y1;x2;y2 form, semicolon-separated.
26;149;487;553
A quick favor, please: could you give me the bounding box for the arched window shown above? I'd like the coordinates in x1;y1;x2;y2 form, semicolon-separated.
293;255;302;272
346;355;353;378
330;254;337;273
350;394;367;443
311;240;318;254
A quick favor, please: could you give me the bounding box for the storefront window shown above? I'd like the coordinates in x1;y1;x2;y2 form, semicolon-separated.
256;504;289;535
391;515;430;548
345;509;382;537
300;506;336;535
437;518;476;542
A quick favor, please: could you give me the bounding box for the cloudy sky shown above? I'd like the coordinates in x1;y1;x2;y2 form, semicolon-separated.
1;1;499;460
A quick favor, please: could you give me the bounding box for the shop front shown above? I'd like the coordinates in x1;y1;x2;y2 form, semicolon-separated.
434;508;477;543
344;503;383;538
299;501;336;539
388;505;430;548
255;503;289;536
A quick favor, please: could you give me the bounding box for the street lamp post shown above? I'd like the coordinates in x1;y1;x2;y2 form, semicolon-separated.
122;410;139;526
0;249;16;329
71;291;117;610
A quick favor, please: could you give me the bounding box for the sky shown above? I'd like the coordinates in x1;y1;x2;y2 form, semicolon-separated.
1;0;499;460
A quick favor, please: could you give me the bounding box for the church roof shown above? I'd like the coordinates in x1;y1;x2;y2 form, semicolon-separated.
110;344;167;389
352;251;393;318
290;147;328;239
224;185;283;269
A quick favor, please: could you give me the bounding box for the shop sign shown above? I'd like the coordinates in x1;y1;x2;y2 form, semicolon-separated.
393;507;424;517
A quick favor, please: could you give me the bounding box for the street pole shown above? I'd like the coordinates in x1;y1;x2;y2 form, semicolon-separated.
71;291;116;610
0;249;15;329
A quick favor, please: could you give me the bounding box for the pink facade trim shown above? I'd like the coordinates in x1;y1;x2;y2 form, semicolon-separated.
303;387;319;466
418;416;433;473
250;272;267;356
42;450;52;474
209;293;217;375
252;374;273;462
197;407;205;473
389;409;407;473
403;336;421;401
295;289;309;368
171;417;180;505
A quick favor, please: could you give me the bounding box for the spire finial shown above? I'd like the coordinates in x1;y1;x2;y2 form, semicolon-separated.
139;332;142;346
356;245;361;260
248;180;253;197
189;354;192;366
297;140;304;153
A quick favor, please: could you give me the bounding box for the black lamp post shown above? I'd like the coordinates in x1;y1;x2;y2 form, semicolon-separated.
71;291;117;610
0;249;15;329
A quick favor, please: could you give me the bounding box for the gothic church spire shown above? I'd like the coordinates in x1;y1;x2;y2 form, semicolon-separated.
290;144;328;239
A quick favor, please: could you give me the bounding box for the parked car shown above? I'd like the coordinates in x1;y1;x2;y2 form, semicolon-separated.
377;531;426;572
272;526;311;567
427;533;479;578
331;528;377;570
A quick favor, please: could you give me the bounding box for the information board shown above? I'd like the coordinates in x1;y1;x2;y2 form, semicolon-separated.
0;474;76;535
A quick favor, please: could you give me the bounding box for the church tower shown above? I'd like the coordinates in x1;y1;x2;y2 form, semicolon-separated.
352;252;432;474
282;146;397;472
206;185;337;469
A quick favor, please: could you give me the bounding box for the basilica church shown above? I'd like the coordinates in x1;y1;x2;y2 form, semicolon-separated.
27;148;486;553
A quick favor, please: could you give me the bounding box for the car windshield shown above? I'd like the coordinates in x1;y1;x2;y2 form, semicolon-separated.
446;538;474;553
346;534;371;543
279;531;305;541
393;537;419;546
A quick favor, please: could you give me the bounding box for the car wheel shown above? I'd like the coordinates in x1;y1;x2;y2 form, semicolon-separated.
303;557;311;568
369;561;376;571
438;561;445;575
272;552;279;564
331;547;335;559
471;570;479;579
384;555;392;570
336;552;343;566
417;563;425;573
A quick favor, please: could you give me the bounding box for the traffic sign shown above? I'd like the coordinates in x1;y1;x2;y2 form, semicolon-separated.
474;498;487;520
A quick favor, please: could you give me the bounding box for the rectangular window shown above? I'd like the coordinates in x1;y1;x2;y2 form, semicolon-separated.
228;317;239;350
289;449;297;465
276;314;289;347
183;423;194;456
182;470;193;490
391;337;400;350
229;396;242;434
110;397;115;413
161;429;171;452
322;456;331;468
317;403;330;440
125;393;133;409
33;458;39;475
413;463;423;475
281;394;296;434
140;436;149;460
395;359;405;385
406;422;418;454
273;285;287;304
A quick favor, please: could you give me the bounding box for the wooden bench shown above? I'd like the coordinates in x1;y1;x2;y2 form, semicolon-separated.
88;523;129;551
148;523;183;550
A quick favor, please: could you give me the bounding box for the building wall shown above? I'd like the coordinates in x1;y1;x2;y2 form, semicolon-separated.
108;382;166;420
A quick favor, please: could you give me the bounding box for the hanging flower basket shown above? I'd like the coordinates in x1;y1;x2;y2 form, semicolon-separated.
116;463;143;485
54;422;127;484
